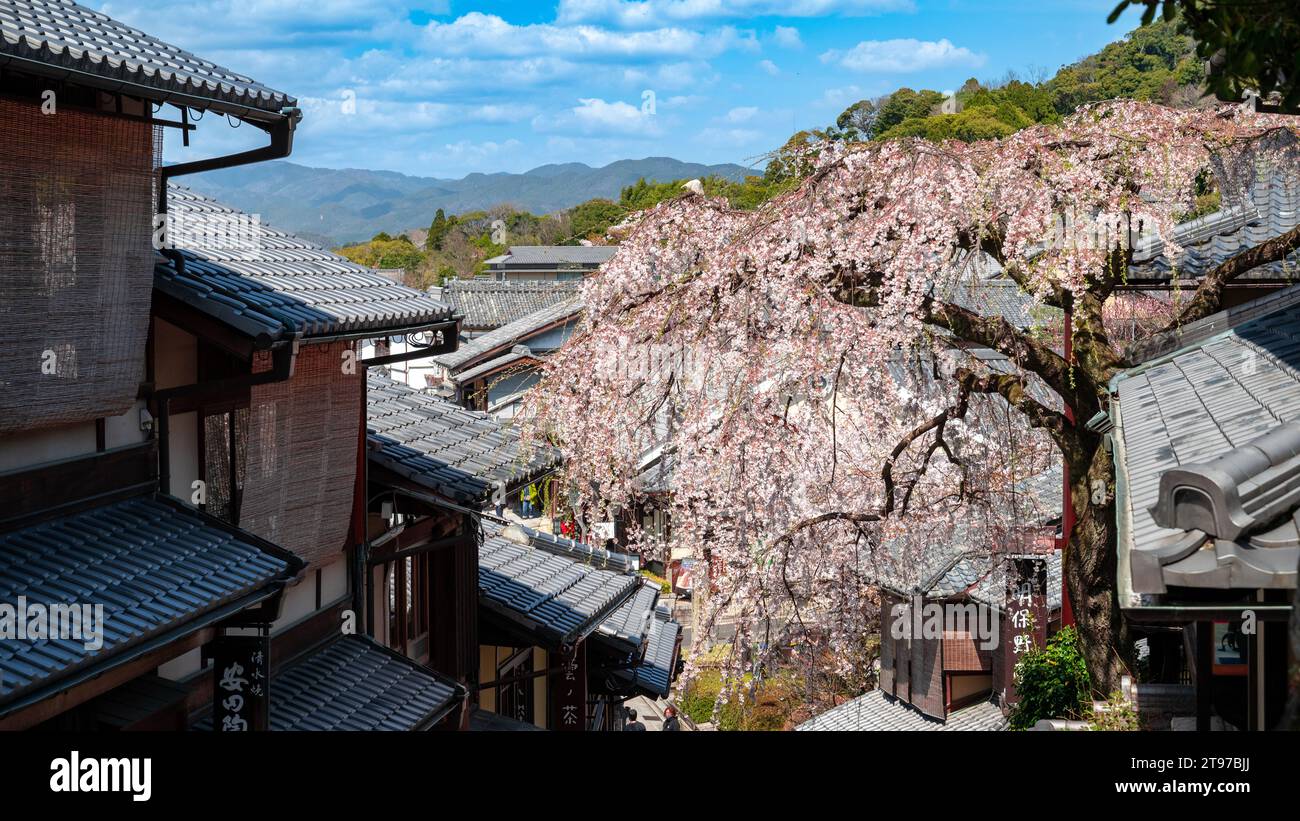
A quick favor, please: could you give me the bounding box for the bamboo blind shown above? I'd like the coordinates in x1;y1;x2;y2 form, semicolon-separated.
239;342;360;568
0;97;158;434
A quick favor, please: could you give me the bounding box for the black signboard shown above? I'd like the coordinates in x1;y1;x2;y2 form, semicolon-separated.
1000;555;1049;707
212;632;270;731
549;643;587;732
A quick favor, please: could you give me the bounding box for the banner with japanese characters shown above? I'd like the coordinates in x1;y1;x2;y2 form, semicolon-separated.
1001;555;1048;708
549;643;587;732
213;633;270;731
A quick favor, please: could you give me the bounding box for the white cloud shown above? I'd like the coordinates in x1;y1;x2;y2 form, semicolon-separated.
723;106;759;122
664;94;709;108
558;0;913;27
295;96;533;139
817;84;865;108
758;59;780;76
772;25;803;49
97;1;440;53
422;12;749;59
621;60;716;91
821;38;985;73
534;97;664;137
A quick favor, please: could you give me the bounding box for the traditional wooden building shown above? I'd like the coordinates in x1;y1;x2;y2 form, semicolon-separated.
152;187;467;730
797;459;1063;731
430;299;584;417
364;374;683;730
0;0;467;731
1108;284;1300;731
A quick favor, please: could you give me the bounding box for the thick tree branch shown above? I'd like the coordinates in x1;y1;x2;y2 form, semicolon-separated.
1159;222;1300;333
833;267;1087;415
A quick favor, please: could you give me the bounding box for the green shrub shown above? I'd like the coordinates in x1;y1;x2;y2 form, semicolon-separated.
678;668;724;725
676;665;808;730
1009;626;1092;729
640;569;671;595
1090;690;1141;731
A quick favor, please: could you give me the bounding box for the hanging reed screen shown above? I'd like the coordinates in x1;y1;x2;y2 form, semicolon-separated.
240;342;360;569
0;97;159;434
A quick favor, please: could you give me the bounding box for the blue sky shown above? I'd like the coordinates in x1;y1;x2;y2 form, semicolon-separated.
91;1;1131;178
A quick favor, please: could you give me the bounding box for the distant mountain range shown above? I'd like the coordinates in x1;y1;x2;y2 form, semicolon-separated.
182;157;755;247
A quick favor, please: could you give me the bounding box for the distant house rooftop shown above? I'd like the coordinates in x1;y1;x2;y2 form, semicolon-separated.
433;297;583;374
0;0;293;117
483;245;616;280
1126;165;1300;286
440;278;582;332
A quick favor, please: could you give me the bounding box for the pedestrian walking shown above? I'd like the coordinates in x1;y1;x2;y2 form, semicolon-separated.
624;707;646;731
662;704;680;731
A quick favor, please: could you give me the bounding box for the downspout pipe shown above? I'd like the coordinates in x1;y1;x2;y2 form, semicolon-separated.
157;108;300;214
151;106;300;497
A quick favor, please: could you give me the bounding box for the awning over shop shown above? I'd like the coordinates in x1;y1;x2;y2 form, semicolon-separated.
609;607;681;699
0;493;302;719
478;524;638;650
368;373;558;504
270;636;464;730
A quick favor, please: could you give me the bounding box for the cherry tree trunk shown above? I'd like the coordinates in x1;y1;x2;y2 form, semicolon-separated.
1065;438;1130;695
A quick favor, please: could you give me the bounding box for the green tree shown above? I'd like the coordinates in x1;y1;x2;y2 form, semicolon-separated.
1110;1;1300;112
870;89;948;139
568;198;624;241
426;208;453;251
830;99;877;142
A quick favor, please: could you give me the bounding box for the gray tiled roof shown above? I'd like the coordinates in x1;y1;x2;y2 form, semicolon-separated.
797;688;1007;731
0;494;298;715
367;373;558;503
929;554;991;598
595;581;659;655
1128;168;1300;283
484;517;639;573
968;549;1064;614
940;277;1060;331
156;186;455;341
1114;292;1300;594
433;297;582;373
442;279;582;330
0;0;293;113
271;636;463;731
478;521;639;648
476;519;679;680
449;346;538;387
1125;283;1300;364
489;245;617;267
611;607;680;698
